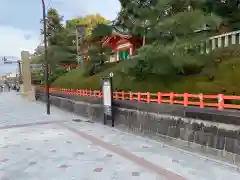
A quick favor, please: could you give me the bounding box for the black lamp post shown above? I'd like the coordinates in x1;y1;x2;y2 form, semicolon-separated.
41;0;50;115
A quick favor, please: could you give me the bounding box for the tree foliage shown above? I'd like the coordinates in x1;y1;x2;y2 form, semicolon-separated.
66;14;110;39
32;8;108;82
116;0;221;80
37;9;109;66
84;24;113;76
34;8;110;82
91;23;112;38
203;0;240;30
42;8;64;46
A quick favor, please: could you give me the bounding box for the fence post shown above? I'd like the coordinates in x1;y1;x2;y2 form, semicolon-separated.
157;92;161;104
89;89;92;97
147;92;150;103
170;92;174;104
183;93;188;107
129;92;132;100
138;92;141;102
199;93;204;108
218;94;224;110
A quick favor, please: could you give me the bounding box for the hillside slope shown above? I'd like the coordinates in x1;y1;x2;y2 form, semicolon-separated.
53;46;240;95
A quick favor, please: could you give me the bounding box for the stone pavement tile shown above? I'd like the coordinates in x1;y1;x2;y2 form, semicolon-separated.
0;92;79;126
0;124;165;180
64;121;240;180
61;123;186;180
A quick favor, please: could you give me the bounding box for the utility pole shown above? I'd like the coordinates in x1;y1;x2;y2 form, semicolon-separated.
41;0;50;115
75;28;80;64
76;24;86;65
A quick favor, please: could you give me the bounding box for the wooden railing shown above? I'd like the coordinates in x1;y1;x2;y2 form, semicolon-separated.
45;87;240;110
202;30;240;53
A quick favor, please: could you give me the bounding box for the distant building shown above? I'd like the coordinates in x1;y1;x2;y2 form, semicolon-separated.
2;75;6;81
5;72;17;78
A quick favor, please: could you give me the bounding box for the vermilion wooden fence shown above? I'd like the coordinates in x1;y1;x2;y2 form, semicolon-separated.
43;87;240;110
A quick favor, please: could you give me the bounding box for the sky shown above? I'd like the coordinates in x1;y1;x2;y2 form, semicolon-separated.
0;0;121;75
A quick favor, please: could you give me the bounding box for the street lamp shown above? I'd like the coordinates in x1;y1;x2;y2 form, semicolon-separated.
41;0;50;115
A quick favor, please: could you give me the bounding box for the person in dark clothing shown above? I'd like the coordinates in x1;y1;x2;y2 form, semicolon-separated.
8;84;11;91
16;82;20;92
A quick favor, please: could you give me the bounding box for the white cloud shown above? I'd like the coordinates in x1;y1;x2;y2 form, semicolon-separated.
0;25;40;58
0;25;40;75
50;0;121;20
0;0;121;75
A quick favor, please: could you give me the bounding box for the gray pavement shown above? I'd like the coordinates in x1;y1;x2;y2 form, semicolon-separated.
0;92;240;180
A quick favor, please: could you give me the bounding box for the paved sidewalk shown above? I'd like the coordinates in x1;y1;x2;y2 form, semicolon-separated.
1;92;240;179
0;92;79;126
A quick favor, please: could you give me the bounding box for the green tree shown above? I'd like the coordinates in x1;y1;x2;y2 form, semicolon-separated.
37;12;111;81
66;14;109;39
42;8;64;46
203;0;240;30
84;24;113;76
34;45;44;56
38;8;75;82
116;0;158;39
39;9;77;66
91;23;112;38
117;0;221;80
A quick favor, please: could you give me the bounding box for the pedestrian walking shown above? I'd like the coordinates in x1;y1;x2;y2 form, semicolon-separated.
8;84;11;92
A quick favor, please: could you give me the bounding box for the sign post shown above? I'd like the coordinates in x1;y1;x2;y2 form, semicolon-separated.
76;55;82;65
101;72;114;127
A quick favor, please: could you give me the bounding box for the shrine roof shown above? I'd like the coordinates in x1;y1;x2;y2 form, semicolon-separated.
110;20;131;37
90;21;139;45
102;22;132;45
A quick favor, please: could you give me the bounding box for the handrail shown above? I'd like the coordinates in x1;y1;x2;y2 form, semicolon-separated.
41;87;240;110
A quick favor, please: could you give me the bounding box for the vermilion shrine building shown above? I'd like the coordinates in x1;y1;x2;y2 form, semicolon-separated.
102;28;142;62
77;25;143;65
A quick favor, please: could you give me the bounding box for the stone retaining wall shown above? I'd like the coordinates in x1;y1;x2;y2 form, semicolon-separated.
36;90;240;166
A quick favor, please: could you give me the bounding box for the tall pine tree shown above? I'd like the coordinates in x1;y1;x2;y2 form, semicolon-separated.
117;0;221;79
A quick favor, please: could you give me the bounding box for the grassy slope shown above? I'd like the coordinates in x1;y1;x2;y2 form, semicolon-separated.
53;54;240;95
